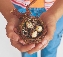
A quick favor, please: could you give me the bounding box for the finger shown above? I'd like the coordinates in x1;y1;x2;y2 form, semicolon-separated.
6;22;20;41
8;31;20;41
40;39;48;50
27;36;49;54
6;22;14;32
6;22;14;37
19;40;26;45
27;38;48;54
41;43;48;50
10;40;35;52
41;36;49;46
40;36;49;50
27;43;43;54
13;28;18;34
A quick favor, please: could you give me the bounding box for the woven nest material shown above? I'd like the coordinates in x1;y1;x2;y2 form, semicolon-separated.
17;16;47;44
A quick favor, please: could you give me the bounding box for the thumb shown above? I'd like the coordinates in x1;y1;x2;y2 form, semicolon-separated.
6;22;20;41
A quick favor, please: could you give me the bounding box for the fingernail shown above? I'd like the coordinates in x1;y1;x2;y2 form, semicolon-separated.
42;40;47;45
31;44;35;48
39;45;43;48
19;40;26;45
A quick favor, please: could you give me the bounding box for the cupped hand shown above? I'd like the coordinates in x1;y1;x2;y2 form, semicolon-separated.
6;17;35;52
27;11;56;54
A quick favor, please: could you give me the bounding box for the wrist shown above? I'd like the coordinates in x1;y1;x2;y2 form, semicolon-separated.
2;10;17;23
47;10;58;22
45;11;57;24
47;0;63;22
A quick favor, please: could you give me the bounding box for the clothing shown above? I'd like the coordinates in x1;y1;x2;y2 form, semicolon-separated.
11;0;56;10
11;0;63;57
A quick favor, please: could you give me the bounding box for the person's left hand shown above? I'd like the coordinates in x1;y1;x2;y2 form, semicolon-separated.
27;11;56;54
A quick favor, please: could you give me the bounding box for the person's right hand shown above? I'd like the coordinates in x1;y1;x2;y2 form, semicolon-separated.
6;17;35;52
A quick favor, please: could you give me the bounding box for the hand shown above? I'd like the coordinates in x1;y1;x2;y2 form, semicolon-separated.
6;17;35;52
27;12;56;54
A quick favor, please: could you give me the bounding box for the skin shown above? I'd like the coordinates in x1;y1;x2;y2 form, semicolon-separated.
0;0;63;54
